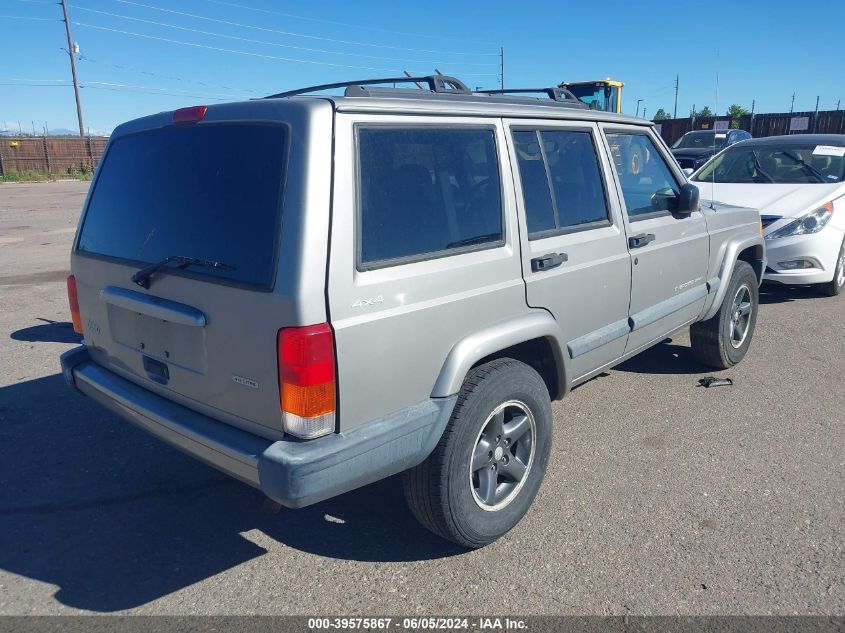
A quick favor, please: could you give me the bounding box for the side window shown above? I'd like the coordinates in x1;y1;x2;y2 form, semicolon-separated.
358;127;503;267
513;129;610;238
605;132;680;218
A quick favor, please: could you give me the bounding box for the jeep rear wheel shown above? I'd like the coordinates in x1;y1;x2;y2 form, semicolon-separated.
402;358;552;548
690;260;759;369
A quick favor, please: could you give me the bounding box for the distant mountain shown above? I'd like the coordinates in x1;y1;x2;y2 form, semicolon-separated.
47;128;79;136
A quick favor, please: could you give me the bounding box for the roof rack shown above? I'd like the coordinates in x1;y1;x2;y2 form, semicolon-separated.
265;75;471;99
475;87;586;106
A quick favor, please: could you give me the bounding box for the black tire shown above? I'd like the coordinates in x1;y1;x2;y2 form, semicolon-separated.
816;237;845;297
402;358;552;549
690;260;759;369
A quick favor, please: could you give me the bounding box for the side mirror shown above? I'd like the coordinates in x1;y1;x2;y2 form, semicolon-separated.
675;182;700;214
682;167;695;177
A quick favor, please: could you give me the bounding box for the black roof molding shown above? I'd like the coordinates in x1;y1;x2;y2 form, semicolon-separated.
265;75;471;99
475;87;585;107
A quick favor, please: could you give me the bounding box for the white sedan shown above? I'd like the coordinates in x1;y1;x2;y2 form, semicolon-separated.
691;134;845;296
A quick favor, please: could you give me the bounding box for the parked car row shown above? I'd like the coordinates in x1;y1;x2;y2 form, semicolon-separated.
671;129;753;171
688;134;845;296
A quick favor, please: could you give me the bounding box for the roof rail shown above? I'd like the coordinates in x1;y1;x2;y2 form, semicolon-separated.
264;75;471;99
475;87;585;106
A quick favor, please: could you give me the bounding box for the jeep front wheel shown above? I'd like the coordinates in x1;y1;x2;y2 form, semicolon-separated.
690;260;759;369
402;358;552;548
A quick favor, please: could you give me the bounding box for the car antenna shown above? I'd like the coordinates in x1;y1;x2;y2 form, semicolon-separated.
710;66;719;210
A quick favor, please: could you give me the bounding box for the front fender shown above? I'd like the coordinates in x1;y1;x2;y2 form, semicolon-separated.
431;311;569;399
702;232;765;320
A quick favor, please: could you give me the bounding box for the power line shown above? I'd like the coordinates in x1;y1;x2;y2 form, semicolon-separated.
82;80;244;99
69;4;497;67
80;83;232;100
0;77;237;100
0;82;71;87
0;14;59;20
110;0;498;56
198;0;495;46
0;78;69;83
74;22;497;76
78;54;262;94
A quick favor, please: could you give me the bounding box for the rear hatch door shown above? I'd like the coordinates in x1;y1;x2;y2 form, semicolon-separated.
72;103;330;438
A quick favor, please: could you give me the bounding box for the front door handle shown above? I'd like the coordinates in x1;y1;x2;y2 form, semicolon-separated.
628;233;656;249
531;252;568;272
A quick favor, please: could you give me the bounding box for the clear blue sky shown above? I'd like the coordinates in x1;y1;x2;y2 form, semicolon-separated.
2;0;844;134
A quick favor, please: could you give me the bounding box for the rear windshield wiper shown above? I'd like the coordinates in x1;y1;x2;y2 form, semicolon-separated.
132;255;235;289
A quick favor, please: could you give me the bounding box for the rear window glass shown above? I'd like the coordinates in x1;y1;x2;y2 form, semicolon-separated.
358;127;503;267
77;123;287;289
513;129;610;237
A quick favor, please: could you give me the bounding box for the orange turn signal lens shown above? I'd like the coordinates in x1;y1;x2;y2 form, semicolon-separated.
67;275;83;334
280;381;336;418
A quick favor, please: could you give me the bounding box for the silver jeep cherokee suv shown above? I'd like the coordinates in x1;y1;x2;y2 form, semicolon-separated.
60;75;765;548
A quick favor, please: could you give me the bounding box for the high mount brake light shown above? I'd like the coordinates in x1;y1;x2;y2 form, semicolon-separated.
277;323;336;439
173;105;207;124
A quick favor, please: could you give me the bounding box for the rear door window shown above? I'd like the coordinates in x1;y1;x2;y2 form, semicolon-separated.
77;123;288;289
513;129;610;238
357;127;503;267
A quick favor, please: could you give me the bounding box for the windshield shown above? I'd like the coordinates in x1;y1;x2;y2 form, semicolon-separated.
77;122;288;289
565;84;618;112
672;131;725;149
693;143;845;184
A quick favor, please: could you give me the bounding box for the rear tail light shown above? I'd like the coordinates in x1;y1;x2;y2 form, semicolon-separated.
67;275;83;334
277;323;336;439
172;105;207;124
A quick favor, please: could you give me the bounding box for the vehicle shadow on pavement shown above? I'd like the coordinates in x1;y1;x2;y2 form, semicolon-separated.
758;282;825;304
0;374;462;613
614;339;707;375
10;320;82;345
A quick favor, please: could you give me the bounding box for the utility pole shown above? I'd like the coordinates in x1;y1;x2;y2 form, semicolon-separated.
60;0;85;137
813;95;820;133
636;99;643;118
673;74;679;119
499;47;504;90
750;99;755;136
691;103;696;129
642;107;647;120
789;92;795;115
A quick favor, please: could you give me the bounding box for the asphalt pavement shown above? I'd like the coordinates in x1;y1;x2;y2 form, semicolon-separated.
0;181;842;615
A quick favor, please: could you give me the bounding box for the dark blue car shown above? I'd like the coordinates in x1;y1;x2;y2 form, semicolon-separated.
671;129;752;171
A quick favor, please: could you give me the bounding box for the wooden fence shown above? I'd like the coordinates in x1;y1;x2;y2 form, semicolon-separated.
0;136;108;177
656;110;845;146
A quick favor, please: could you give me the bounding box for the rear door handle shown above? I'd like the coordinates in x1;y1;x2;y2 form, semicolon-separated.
628;233;656;249
531;252;568;272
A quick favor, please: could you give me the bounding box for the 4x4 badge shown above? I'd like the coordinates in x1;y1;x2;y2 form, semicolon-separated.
352;295;384;308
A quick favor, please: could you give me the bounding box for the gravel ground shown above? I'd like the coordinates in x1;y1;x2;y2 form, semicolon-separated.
0;181;842;616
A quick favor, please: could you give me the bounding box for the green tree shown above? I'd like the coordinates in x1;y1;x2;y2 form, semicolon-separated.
653;108;671;121
697;106;714;118
726;104;751;129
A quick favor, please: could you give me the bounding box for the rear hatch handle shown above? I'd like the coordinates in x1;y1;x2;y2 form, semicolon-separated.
100;286;207;327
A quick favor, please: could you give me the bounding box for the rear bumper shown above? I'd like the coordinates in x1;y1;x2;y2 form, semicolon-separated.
60;347;456;508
